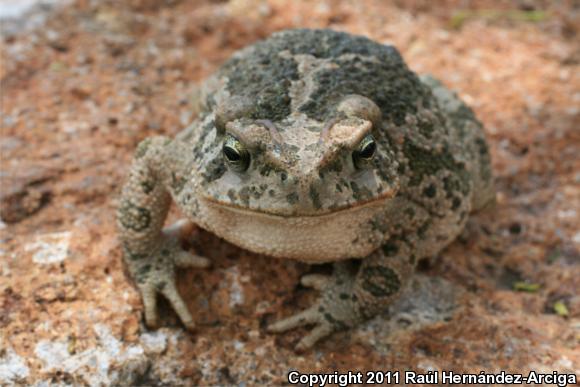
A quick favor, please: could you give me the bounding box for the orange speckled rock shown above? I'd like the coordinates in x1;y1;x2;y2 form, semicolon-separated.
1;0;578;385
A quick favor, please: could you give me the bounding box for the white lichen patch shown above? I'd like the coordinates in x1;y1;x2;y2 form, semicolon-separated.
225;265;245;308
0;345;30;384
140;330;168;355
34;324;147;386
25;231;71;264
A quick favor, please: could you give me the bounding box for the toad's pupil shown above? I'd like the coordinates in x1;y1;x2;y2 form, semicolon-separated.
224;146;241;162
360;141;376;159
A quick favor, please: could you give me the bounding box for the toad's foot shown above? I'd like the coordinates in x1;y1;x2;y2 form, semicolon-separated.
268;243;415;351
268;262;363;351
125;223;210;331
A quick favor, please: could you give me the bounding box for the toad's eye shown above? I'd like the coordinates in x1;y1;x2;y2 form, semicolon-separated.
352;134;376;169
223;134;250;172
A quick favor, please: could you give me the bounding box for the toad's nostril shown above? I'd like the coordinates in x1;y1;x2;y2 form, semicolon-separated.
280;171;288;182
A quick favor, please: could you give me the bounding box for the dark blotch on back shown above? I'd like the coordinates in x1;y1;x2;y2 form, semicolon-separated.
221;42;299;121
258;28;402;59
403;139;470;193
300;55;426;125
218;29;430;125
276;29;428;124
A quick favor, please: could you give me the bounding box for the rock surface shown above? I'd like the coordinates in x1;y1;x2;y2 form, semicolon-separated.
1;0;579;385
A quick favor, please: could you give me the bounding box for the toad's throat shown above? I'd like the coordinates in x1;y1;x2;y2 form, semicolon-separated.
202;188;397;219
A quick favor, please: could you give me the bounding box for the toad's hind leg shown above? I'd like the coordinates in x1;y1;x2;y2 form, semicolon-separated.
268;238;415;351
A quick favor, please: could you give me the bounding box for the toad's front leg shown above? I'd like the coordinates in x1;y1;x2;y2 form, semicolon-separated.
117;136;210;331
268;238;415;351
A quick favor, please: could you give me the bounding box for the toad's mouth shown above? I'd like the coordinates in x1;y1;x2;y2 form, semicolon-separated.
201;188;397;219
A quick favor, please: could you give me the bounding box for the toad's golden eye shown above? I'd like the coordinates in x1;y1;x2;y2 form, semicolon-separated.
353;134;377;169
223;134;250;172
